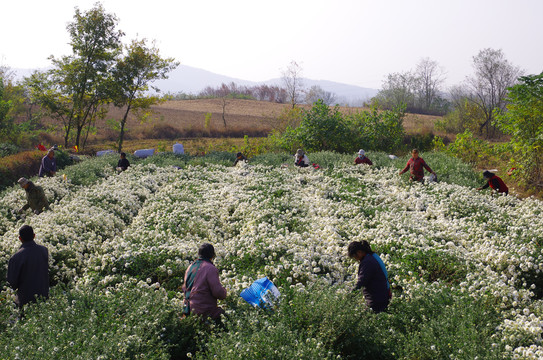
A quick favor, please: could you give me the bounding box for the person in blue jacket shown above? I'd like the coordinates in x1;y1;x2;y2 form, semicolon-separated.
348;240;391;313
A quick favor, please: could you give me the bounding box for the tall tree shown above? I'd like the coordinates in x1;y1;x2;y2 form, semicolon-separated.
304;85;337;106
27;3;123;148
282;61;304;108
414;58;446;111
466;48;522;138
110;39;178;152
373;71;417;110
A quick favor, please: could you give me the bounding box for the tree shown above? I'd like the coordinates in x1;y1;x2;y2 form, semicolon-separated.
27;3;123;148
110;39;178;152
282;61;304;108
465;48;522;138
496;72;543;188
414;58;446;111
372;71;417;111
304;85;337;106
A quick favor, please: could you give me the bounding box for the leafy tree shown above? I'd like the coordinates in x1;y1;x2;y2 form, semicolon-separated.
496;72;543;188
465;48;522;138
372;71;417;111
0;77;13;141
110;39;178;152
27;3;123;149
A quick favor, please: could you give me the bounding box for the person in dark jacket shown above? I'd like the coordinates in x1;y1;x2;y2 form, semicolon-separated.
348;240;391;313
17;177;49;215
355;149;373;165
117;152;130;171
7;225;49;308
399;148;435;182
39;149;57;177
233;152;247;166
477;170;508;195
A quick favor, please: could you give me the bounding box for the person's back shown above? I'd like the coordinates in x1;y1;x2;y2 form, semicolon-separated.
187;260;227;319
26;183;48;212
358;253;389;311
7;226;49;307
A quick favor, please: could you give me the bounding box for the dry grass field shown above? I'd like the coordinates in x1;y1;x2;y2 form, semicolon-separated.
37;98;445;151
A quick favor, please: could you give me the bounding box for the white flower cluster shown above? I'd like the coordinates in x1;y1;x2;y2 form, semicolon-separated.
1;161;543;352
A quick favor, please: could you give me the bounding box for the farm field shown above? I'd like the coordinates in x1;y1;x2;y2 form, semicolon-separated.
37;99;443;146
1;151;542;359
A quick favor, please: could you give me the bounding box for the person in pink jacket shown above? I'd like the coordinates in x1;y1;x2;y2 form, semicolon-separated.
182;243;227;320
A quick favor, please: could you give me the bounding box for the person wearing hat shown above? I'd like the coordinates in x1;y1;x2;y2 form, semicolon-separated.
294;149;310;167
477;170;508;195
348;240;391;313
355;149;373;165
233;152;247;166
399;148;435;182
7;225;49;309
17;178;50;215
38;149;57;177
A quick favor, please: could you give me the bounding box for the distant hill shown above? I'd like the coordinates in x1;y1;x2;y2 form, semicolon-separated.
153;65;379;106
13;65;379;106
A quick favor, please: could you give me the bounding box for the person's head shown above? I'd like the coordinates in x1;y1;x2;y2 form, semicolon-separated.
358;149;365;157
198;243;216;260
120;152;126;159
18;177;30;189
411;149;419;159
19;225;35;243
47;149;55;158
296;149;304;158
347;240;373;261
483;170;494;179
236;152;243;159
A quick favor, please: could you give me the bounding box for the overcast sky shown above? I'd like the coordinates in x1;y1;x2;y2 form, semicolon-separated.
1;0;542;89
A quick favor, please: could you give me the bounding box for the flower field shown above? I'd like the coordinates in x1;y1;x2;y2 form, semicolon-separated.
1;152;542;359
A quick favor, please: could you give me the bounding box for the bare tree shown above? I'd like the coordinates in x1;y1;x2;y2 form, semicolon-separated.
304;85;337;105
415;58;446;110
282;61;304;108
465;48;522;137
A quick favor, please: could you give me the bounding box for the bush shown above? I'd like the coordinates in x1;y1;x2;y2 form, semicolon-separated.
0;142;20;157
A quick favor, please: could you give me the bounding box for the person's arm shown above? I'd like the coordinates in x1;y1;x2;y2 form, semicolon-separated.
353;259;373;291
207;266;227;300
422;159;434;174
366;158;373;166
477;181;490;190
399;160;410;175
7;255;21;289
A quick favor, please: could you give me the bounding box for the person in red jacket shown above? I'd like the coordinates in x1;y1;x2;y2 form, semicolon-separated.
477;171;508;195
355;149;373;165
182;243;227;320
399;149;436;182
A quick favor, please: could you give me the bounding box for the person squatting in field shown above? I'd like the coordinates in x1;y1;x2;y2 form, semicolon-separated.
294;149;310;167
117;152;130;172
477;170;509;195
348;240;391;313
399;148;436;182
39;148;57;177
182;243;227;320
233;152;247;166
7;225;50;309
354;149;372;165
17;177;50;215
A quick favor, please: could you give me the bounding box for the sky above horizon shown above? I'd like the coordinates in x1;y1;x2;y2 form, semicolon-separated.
1;0;542;90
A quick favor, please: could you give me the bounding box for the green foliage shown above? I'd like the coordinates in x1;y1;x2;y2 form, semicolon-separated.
0;283;202;360
273;101;405;154
0;142;20;157
496;72;543;188
435;99;485;134
204;112;212;129
447;129;494;165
